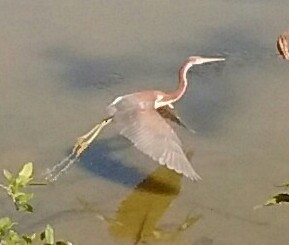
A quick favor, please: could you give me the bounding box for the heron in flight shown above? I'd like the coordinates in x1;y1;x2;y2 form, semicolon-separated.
107;56;225;181
74;56;225;182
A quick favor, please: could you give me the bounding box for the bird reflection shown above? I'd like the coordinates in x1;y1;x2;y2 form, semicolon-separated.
109;165;201;244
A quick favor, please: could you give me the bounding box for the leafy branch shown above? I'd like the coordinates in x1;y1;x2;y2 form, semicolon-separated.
2;162;34;212
0;162;72;245
257;180;289;208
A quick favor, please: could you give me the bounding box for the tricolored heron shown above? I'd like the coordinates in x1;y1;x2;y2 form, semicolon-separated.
45;56;225;181
74;56;225;182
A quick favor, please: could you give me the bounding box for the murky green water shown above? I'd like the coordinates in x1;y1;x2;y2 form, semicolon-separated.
1;1;289;244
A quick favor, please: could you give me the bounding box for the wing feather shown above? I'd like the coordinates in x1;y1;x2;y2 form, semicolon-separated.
107;95;201;181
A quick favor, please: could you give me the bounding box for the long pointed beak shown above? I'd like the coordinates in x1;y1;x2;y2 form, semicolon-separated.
201;57;226;64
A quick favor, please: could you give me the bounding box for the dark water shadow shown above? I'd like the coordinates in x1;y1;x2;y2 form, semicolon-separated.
44;47;125;91
44;47;171;94
78;137;146;187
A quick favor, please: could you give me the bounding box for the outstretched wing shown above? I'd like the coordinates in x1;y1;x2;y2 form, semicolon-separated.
107;95;201;181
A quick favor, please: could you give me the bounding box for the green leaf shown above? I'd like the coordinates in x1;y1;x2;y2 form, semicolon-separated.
0;217;12;229
15;203;33;213
7;230;21;243
3;169;12;181
15;192;33;203
44;224;55;245
0;217;16;235
16;176;33;187
40;230;45;240
22;203;33;213
11;191;34;212
14;191;26;199
264;192;289;206
19;162;33;179
22;233;36;244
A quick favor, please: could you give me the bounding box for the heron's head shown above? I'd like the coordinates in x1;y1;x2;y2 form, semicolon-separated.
187;56;225;65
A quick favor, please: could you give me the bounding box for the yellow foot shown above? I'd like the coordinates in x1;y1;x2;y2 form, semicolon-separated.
73;137;90;157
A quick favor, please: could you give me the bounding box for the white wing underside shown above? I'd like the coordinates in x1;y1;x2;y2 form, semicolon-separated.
107;95;201;181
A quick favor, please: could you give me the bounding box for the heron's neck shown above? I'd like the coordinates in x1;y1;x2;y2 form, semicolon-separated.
165;61;193;103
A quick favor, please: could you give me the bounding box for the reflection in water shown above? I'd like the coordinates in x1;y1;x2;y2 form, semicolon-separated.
80;141;146;187
109;165;201;244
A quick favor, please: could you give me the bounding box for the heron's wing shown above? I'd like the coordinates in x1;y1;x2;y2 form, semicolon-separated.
107;97;201;181
157;106;196;134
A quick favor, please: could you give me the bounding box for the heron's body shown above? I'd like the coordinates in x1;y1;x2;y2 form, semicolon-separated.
107;56;225;181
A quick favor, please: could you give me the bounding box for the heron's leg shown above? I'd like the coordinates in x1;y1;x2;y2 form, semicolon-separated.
75;123;103;145
44;117;112;182
85;118;112;145
73;117;113;157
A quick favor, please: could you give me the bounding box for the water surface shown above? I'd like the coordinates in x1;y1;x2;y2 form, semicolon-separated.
1;1;289;244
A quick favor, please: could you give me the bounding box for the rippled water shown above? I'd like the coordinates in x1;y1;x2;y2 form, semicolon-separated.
1;1;289;244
